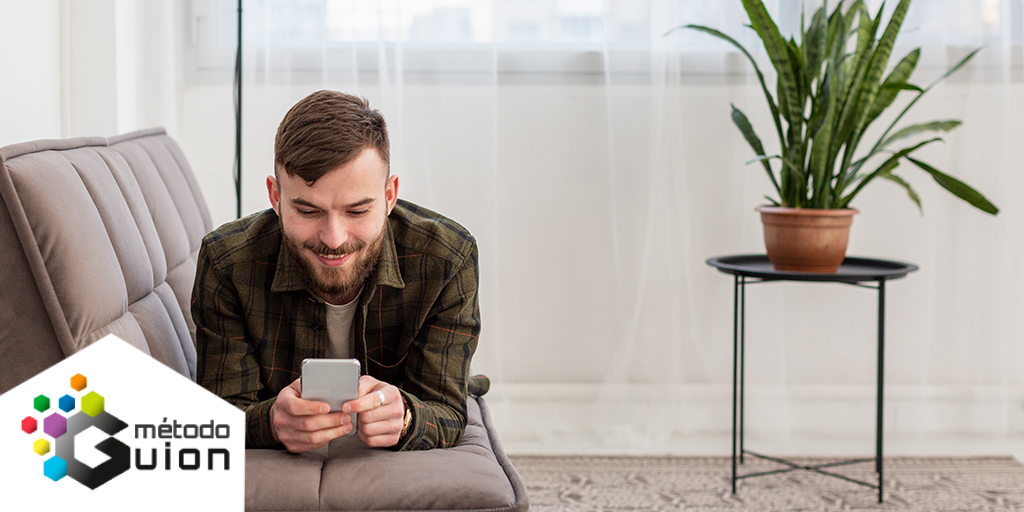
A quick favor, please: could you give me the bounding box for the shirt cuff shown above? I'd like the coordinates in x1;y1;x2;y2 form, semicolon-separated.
244;397;284;449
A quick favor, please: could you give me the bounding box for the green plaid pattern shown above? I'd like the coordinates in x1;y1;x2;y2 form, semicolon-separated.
192;199;481;450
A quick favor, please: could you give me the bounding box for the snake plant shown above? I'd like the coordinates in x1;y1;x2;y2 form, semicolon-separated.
667;0;998;214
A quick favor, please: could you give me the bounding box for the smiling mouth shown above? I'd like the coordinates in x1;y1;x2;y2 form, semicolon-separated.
315;251;353;267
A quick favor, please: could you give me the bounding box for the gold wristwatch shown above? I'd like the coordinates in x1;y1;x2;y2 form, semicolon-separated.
400;396;412;438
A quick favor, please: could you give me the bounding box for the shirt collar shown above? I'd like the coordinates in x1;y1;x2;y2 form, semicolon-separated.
270;217;406;295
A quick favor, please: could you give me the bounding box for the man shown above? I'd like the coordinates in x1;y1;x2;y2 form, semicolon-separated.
192;90;483;452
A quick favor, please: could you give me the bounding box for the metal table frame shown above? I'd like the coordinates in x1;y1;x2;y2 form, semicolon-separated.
706;255;918;504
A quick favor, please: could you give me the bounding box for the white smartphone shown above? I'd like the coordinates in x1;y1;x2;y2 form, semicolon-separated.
301;358;360;432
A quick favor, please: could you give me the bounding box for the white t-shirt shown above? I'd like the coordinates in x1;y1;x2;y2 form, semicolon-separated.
324;293;360;359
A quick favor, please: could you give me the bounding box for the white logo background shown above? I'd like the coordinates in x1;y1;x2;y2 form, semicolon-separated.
0;335;244;511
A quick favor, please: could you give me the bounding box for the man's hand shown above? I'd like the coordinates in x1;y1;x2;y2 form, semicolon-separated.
342;375;405;448
270;378;352;453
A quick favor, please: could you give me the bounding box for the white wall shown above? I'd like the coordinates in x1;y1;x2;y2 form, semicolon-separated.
0;0;181;145
65;0;119;137
0;0;62;146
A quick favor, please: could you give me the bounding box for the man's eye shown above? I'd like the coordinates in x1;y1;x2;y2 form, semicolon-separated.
297;209;319;217
351;209;370;216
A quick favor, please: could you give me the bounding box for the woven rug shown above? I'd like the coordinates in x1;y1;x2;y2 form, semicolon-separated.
508;455;1024;511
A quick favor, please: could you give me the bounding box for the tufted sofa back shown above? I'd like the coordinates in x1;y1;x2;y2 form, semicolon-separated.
0;128;211;393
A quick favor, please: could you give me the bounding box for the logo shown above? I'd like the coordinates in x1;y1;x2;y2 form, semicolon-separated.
2;336;244;510
21;373;131;489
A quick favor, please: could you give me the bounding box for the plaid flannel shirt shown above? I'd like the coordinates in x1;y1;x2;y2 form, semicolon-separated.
192;199;481;450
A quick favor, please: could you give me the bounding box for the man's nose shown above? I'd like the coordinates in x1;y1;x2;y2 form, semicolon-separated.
319;215;350;250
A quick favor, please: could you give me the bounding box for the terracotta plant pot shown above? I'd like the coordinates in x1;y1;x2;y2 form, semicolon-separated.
756;206;858;273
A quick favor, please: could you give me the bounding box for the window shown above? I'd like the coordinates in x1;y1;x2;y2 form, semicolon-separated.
188;0;1024;82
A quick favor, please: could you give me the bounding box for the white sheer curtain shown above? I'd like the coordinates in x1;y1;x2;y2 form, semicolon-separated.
180;0;1023;454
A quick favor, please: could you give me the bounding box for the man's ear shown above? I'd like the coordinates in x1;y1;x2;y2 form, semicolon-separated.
385;175;399;215
267;175;281;216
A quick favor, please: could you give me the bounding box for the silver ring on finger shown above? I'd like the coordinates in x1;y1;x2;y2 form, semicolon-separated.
375;390;387;408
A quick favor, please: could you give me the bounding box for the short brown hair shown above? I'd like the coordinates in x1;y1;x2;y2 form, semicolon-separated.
274;90;390;183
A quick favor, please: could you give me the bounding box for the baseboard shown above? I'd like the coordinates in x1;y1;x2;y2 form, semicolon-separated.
485;383;1024;451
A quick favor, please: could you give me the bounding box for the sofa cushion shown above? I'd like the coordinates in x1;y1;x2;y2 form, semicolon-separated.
246;396;528;512
108;130;212;343
0;129;209;391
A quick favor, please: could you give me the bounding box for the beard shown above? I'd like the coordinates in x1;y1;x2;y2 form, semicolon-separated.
282;220;386;304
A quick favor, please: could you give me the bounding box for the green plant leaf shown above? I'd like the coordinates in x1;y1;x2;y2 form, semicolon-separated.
856;1;878;58
745;155;773;165
881;173;923;214
732;104;782;196
809;109;836;206
844;0;913;186
833;2;868;112
829;2;878;187
847;121;960;183
744;153;802;171
847;120;961;177
783;141;809;206
881;81;923;92
824;1;846;62
777;70;793;132
741;0;804;130
905;157;999;214
866;48;921;123
804;6;827;87
880;120;961;149
821;3;855;183
858;0;912;124
666;24;787;151
935;47;984;84
808;75;829;134
870;47;982;162
786;37;808;115
839;136;944;206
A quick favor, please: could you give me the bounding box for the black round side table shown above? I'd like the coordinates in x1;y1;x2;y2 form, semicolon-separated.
706;254;918;503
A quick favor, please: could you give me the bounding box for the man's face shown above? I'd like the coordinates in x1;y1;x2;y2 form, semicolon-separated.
268;148;399;305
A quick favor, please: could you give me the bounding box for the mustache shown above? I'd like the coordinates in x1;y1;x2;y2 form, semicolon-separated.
303;239;365;256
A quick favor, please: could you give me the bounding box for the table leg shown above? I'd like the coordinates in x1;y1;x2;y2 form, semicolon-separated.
740;276;747;464
731;274;740;494
876;277;886;503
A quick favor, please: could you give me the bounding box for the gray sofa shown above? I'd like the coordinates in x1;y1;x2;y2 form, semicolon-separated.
0;128;528;512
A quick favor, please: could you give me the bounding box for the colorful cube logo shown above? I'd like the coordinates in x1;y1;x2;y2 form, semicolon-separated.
21;374;129;489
